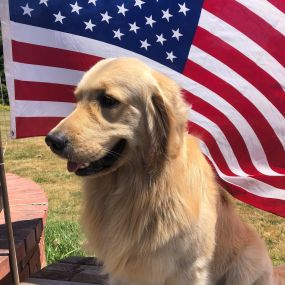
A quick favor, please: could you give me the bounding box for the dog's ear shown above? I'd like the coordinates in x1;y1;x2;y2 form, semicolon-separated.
150;93;170;160
146;71;187;171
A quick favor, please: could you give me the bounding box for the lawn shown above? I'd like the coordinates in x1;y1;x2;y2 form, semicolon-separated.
1;109;285;266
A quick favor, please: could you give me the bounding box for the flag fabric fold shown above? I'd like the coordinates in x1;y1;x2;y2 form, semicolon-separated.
1;0;285;217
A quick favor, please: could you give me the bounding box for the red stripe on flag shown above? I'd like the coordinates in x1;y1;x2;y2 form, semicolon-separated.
250;174;285;189
267;0;285;14
183;60;285;172
12;40;103;71
193;27;285;115
218;178;285;218
184;91;255;175
188;122;237;176
190;119;285;189
16;117;64;138
15;80;76;102
203;0;285;67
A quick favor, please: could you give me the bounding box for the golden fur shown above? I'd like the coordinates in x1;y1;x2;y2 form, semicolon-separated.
49;58;285;285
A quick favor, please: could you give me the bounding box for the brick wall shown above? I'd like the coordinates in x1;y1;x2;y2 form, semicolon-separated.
0;173;48;285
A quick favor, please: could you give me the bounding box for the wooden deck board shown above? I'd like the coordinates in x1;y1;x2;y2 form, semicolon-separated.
21;257;108;285
21;278;103;285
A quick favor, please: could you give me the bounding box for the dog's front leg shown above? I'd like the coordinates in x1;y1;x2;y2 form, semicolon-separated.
109;276;124;285
108;277;151;285
106;277;164;285
166;266;210;285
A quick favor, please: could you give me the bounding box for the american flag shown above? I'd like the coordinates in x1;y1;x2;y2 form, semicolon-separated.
1;0;285;217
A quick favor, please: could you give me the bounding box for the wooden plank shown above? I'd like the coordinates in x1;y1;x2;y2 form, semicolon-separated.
21;278;105;285
60;257;102;266
31;263;80;281
71;271;107;284
31;261;106;282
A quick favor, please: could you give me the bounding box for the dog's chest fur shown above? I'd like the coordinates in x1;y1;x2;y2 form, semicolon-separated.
81;140;218;284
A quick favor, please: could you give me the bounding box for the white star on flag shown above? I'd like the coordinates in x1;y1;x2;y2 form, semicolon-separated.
101;11;112;23
39;0;48;7
70;2;83;15
134;0;145;9
156;34;166;45
166;51;177;62
172;28;183;41
140;39;151;50
88;0;97;6
53;11;66;24
129;22;140;34
161;9;173;22
145;15;156;28
178;2;190;16
117;4;128;16
21;3;34;17
84;19;96;31
113;28;124;40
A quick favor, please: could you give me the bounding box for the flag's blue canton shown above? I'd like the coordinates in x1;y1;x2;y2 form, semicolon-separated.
9;0;204;72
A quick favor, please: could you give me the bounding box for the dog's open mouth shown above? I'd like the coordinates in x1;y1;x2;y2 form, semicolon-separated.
67;139;126;176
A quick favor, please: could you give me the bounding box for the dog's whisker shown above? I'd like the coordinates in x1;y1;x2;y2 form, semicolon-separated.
100;146;132;164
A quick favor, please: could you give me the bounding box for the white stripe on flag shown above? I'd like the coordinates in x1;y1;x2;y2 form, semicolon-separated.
13;62;83;85
200;141;285;200
185;70;278;176
15;100;75;117
199;9;285;89
235;0;285;36
190;110;247;176
189;45;285;150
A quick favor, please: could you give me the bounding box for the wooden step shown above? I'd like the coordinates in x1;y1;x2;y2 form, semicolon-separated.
22;279;101;285
21;257;107;285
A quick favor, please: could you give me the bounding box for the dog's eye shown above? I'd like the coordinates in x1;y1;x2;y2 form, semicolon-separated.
98;93;120;108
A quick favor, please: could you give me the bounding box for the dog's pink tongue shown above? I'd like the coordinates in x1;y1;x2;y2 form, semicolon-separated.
67;161;81;172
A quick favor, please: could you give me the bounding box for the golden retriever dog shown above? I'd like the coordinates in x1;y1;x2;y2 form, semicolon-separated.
45;58;285;285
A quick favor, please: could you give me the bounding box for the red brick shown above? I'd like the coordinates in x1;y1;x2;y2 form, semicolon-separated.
0;229;36;255
39;236;46;268
25;229;36;254
0;173;48;285
0;221;36;238
21;247;37;270
19;264;30;283
10;195;47;206
0;239;26;279
29;248;41;275
0;255;10;280
10;205;47;213
0;273;11;285
12;199;47;206
35;221;43;242
0;212;47;224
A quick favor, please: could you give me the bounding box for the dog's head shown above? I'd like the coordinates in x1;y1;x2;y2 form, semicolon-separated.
45;58;188;177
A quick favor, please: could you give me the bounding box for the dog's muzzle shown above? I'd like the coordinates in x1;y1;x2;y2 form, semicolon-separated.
45;132;127;176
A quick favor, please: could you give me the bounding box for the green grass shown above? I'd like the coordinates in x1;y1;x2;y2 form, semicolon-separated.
45;220;86;264
0;105;10;111
1;111;284;265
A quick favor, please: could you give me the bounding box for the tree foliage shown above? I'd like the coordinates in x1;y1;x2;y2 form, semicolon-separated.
0;25;9;105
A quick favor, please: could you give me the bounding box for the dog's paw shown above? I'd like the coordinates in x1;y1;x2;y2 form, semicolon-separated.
108;277;124;285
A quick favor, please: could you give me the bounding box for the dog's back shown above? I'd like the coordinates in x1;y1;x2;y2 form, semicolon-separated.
212;188;275;284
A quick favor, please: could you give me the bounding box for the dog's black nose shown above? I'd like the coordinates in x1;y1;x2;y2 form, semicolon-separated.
45;132;68;154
